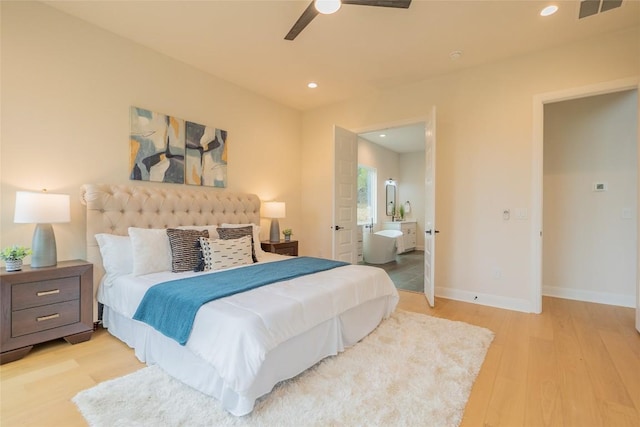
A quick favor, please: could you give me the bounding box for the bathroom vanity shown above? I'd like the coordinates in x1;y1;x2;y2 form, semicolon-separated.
383;221;417;253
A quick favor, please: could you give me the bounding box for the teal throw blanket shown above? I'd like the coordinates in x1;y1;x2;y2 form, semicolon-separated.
133;257;349;345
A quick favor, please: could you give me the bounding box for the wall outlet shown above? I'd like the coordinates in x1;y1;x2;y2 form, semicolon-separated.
492;268;502;279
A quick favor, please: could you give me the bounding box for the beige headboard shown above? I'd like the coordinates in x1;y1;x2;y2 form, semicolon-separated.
80;184;261;321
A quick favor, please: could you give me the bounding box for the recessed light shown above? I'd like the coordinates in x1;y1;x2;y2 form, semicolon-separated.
540;5;558;16
379;134;386;138
307;82;318;89
449;50;462;61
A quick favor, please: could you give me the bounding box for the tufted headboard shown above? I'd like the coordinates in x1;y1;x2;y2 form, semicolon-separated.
80;184;261;321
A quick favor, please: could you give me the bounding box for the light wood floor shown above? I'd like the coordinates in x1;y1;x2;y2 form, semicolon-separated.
1;292;638;426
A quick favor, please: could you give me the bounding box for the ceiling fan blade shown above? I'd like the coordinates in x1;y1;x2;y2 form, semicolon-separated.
285;1;320;41
342;0;412;8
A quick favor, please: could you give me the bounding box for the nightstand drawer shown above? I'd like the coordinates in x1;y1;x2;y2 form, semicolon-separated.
261;240;299;256
12;300;80;337
277;245;297;256
12;276;80;310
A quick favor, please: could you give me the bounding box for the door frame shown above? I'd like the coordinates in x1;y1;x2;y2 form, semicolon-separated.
531;77;640;315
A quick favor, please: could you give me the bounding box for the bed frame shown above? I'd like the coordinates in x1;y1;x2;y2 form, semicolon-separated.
80;183;261;321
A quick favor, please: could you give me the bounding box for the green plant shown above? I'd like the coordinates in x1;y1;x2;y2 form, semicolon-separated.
282;228;293;237
0;245;32;261
399;204;405;219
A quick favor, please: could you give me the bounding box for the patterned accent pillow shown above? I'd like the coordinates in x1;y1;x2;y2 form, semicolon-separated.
216;226;258;262
166;228;209;272
199;235;253;271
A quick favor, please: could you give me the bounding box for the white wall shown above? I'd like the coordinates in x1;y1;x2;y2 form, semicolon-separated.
357;138;399;228
301;25;640;312
399;151;425;250
0;1;302;264
543;90;637;307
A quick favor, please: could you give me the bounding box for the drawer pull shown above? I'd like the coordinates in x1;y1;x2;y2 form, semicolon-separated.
36;313;60;322
37;289;60;297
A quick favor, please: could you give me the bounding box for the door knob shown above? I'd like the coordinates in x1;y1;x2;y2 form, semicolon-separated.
334;225;343;230
425;229;440;235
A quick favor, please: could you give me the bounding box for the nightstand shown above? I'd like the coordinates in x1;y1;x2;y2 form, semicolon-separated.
261;240;298;256
0;260;93;364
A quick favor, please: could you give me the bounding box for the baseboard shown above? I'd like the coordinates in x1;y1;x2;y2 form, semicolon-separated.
436;286;534;313
542;285;635;308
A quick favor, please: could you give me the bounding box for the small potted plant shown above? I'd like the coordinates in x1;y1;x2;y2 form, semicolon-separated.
398;204;405;221
282;229;293;242
1;245;32;272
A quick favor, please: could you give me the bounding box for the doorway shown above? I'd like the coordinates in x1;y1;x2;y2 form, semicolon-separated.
343;111;437;307
543;90;637;308
532;78;640;327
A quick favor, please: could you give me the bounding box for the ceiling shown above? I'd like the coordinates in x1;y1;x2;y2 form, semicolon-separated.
359;123;426;153
44;1;639;111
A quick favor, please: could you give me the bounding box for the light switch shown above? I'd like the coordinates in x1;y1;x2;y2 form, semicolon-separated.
515;208;528;220
622;208;633;219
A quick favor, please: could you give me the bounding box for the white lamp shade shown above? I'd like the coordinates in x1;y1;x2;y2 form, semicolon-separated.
14;191;71;224
262;201;286;219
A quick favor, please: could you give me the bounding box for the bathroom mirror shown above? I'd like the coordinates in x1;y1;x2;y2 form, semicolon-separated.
385;181;396;216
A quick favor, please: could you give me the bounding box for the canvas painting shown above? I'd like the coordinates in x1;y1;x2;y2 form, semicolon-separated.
129;106;185;184
185;121;228;188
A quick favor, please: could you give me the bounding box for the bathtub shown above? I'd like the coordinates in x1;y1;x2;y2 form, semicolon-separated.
363;229;403;264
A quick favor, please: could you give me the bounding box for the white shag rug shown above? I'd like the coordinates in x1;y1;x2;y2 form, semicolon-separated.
73;310;493;427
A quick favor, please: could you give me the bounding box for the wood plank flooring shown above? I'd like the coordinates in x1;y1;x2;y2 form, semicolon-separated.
1;292;638;426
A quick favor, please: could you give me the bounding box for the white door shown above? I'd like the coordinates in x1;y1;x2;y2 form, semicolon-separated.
424;107;437;307
333;126;358;263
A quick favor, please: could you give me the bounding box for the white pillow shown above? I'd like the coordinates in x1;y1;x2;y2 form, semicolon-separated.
95;233;133;286
220;223;266;259
128;227;173;276
177;225;220;240
199;235;253;271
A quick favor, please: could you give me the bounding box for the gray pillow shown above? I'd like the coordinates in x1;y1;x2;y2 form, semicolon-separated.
217;225;258;262
166;228;209;272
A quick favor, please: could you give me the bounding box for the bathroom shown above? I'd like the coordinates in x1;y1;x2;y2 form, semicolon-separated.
357;124;426;291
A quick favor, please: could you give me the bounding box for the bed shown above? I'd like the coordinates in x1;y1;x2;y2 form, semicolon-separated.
80;184;399;416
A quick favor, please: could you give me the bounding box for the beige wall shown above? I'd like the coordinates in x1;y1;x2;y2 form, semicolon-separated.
543;90;637;307
357;137;399;228
301;26;640;312
0;2;302;264
399;151;425;250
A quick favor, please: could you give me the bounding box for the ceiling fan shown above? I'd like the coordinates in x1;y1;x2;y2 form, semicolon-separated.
285;0;412;41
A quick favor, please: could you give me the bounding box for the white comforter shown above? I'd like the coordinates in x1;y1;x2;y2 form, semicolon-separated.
98;254;398;395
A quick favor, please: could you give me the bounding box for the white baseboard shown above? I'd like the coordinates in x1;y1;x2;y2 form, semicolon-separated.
436;286;534;313
543;285;635;308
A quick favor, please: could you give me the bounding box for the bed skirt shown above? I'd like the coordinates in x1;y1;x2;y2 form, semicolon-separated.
102;295;395;416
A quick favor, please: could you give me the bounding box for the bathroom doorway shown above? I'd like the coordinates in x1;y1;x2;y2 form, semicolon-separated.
358;122;426;293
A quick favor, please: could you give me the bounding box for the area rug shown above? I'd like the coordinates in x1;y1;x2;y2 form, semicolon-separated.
73;310;493;427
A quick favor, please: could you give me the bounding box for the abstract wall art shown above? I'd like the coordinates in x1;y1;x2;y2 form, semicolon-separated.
185;122;228;188
130;106;185;184
129;106;227;187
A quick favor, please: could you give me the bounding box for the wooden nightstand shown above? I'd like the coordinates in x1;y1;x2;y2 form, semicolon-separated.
0;260;93;364
261;240;298;256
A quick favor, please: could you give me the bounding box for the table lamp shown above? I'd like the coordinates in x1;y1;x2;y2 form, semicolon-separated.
14;190;71;268
262;201;286;243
